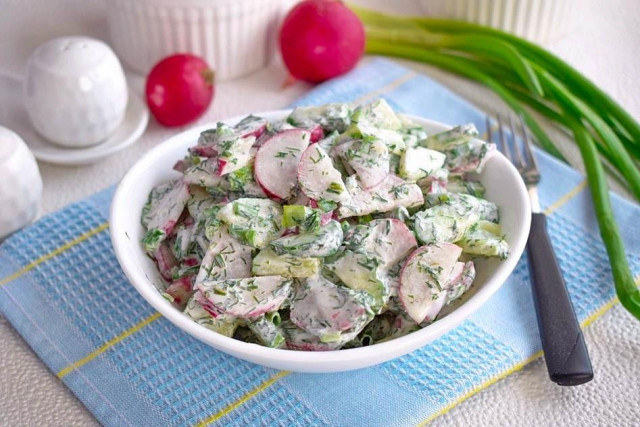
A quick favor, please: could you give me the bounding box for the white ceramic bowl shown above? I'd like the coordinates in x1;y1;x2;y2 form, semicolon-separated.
23;37;128;147
110;110;531;373
0;126;42;239
106;0;292;81
419;0;577;43
353;0;576;44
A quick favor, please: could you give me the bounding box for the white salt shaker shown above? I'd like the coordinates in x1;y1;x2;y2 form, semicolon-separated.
23;37;128;148
0;126;42;239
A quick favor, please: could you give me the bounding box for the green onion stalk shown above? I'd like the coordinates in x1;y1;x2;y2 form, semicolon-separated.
350;6;640;319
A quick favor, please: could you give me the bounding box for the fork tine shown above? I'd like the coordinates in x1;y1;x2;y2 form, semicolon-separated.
497;114;511;161
509;115;526;168
519;114;539;171
485;116;493;143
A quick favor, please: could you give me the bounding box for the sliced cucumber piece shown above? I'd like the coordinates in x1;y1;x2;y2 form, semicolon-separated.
413;205;479;245
351;99;402;130
270;220;343;258
399;147;446;182
325;249;388;310
420;123;478;150
248;315;286;348
458;221;509;259
288;103;351;133
252;248;321;278
217;198;282;248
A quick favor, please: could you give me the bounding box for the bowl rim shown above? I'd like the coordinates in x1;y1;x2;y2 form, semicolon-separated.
110;109;531;368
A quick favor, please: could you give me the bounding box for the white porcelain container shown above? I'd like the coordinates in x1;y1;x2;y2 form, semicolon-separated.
419;0;577;43
106;0;291;81
0;126;42;239
23;37;128;148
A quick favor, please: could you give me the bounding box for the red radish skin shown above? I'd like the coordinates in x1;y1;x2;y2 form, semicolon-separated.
153;243;178;281
216;140;256;176
279;0;365;83
309;200;334;225
254;129;311;200
173;160;188;173
195;290;224;318
309;124;324;142
236;121;267;140
183;158;226;187
145;54;215;127
164;276;195;309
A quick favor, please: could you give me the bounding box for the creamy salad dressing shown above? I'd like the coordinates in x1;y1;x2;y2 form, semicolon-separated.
140;99;509;350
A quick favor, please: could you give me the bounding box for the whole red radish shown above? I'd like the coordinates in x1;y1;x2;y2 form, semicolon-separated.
279;0;365;83
145;54;215;127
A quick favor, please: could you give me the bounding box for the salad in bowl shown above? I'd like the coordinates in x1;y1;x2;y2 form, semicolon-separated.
137;99;510;352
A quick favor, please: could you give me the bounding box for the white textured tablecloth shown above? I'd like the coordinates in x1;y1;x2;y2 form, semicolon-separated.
1;0;639;425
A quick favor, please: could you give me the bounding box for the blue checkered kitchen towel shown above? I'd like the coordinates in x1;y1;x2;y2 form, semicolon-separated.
2;58;640;427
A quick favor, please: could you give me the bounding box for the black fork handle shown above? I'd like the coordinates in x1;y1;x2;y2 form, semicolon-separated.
527;213;593;386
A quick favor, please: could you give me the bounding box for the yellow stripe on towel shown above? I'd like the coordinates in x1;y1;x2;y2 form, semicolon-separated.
193;370;292;427
0;222;110;287
57;312;162;378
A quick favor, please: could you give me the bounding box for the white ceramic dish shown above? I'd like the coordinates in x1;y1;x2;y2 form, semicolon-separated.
0;73;148;166
110;110;531;373
106;0;291;80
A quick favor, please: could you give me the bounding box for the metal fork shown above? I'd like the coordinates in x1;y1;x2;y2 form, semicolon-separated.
488;115;593;386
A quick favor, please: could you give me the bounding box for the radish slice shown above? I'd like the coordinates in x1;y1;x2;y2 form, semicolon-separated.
338;174;423;218
183;292;238;337
234;115;268;139
335;139;390;189
298;144;349;202
399;243;463;323
198;276;291;318
347;219;417;267
446;261;476;304
282;320;345;351
153;242;178;281
183;158;227;188
308;124;324;142
195;225;253;285
217;139;256;176
254;129;311;200
163;276;195;309
141;180;190;251
290;276;374;342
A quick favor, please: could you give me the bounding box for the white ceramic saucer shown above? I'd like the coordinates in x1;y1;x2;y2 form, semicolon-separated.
0;73;148;165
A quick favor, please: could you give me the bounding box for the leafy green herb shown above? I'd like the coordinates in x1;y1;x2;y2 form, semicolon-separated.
317;199;338;212
142;228;165;252
227;165;253;192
